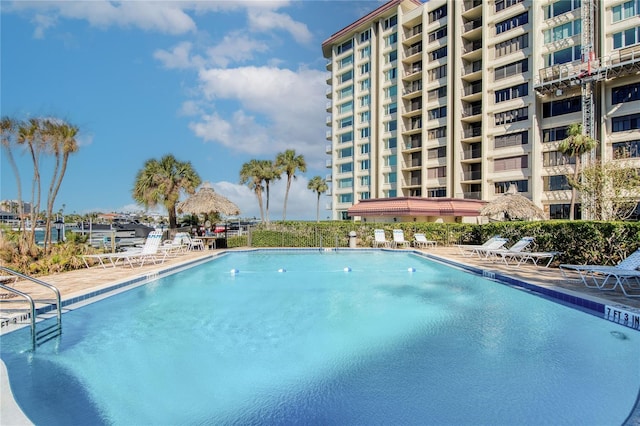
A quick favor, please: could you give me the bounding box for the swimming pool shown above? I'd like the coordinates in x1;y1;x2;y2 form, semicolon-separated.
1;250;639;424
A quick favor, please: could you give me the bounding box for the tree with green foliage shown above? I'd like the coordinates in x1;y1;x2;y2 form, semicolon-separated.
307;176;328;223
240;159;266;223
259;159;281;224
558;123;598;220
275;149;306;221
133;154;201;229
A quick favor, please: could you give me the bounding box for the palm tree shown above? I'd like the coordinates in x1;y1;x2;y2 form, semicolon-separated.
259;160;281;223
17;118;45;249
43;120;79;250
240;159;266;223
133;155;201;229
275;149;306;221
558;123;598;220
1;117;25;248
307;176;328;223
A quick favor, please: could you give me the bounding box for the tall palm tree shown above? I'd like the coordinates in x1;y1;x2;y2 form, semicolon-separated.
275;149;306;221
1;117;25;242
259;159;281;223
558;123;598;220
307;176;328;223
240;159;266;223
17;118;45;249
133;155;201;229
43;120;79;250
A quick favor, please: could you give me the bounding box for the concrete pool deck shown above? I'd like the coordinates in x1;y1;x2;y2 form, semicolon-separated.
1;246;639;425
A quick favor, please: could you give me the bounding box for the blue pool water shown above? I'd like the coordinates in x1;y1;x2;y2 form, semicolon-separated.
1;250;639;424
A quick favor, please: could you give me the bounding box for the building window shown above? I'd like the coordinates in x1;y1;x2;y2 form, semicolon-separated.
612;82;640;104
544;45;582;66
339;85;353;99
338;70;353;84
339;147;353;158
494;131;528;148
385;121;397;132
427;146;446;159
496;12;528;34
613;140;640;159
360;95;370;107
383;155;397;167
494;155;528;171
360;79;370;91
544;20;581;44
385;32;398;46
360;29;371;42
495;33;528;58
338;194;353;203
494;106;528;125
544;0;580;19
428;106;447;120
359;192;370;200
613;1;640;22
336;39;353;55
427;166;446;179
495;0;524;13
360;159;370;170
429;46;448;61
542;126;569;142
339;116;353;128
494;59;528;81
360;143;370;154
427;86;447;100
338;163;353;173
360;175;370;186
385;67;397;81
383;15;397;30
428;26;447;43
428;126;447;139
542;97;581;118
360;111;370;123
339;55;353;69
543;151;574;166
359;127;370;138
428;64;447;81
428;5;447;23
385;102;397;115
428;187;447;197
613;26;640;49
360;63;370;75
543;175;571;191
359;46;370;59
338;178;353;188
495;83;529;103
549;203;581;219
339;132;353;144
384;172;397;183
612;113;640;132
387;50;398;63
495;180;528;194
338;101;353;114
385;137;397;149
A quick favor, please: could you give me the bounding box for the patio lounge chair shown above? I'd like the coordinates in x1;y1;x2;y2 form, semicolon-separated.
413;233;436;248
108;231;166;267
373;229;391;248
560;248;640;296
458;236;508;258
485;237;534;263
183;233;205;250
503;250;562;267
392;229;410;248
82;230;165;268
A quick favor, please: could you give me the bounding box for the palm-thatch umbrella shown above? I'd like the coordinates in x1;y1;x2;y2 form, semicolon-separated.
480;184;547;221
177;182;240;218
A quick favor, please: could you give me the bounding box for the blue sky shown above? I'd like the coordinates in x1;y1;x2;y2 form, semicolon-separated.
1;0;383;221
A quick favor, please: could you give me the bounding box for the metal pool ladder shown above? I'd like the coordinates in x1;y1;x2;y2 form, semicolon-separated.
0;266;62;350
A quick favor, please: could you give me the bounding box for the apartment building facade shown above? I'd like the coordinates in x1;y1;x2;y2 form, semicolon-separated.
322;0;640;221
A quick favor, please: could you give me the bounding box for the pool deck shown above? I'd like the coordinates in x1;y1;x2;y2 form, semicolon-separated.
1;246;639;425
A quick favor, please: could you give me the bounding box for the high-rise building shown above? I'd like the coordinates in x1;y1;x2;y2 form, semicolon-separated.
322;0;640;221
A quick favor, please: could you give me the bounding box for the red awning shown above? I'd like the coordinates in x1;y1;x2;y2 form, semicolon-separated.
347;197;486;217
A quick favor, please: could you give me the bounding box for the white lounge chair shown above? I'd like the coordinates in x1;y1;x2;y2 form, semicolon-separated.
413;233;436;248
160;232;189;256
560;248;640;296
458;236;508;258
109;231;166;267
183;233;205;250
485;237;534;263
392;229;410;248
373;229;391;248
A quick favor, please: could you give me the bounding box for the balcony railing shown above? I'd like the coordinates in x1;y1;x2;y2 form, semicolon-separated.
462;40;483;55
463;19;482;33
325;174;332;182
462;0;482;12
325;159;332;168
462;191;482;200
462;171;482;180
405;45;422;57
462;104;482;117
325;144;332;154
409;177;421;186
405;140;422;149
462;81;482;96
462;148;481;160
462;127;482;138
463;61;482;76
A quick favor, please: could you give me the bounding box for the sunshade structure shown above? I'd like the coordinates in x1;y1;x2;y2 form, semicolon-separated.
177;182;240;217
480;185;547;221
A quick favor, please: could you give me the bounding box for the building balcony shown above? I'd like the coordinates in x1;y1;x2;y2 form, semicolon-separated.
326;129;332;139
461;148;481;160
325;159;332;168
405;45;422;58
325;144;332;154
462;0;482;14
462;104;482;118
463;18;482;34
325;174;332;182
461;170;482;181
462;191;481;200
462;127;482;139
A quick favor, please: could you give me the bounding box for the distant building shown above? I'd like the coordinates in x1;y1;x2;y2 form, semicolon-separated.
0;200;32;215
322;0;640;221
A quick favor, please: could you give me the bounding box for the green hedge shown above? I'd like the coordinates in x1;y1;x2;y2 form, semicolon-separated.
245;221;640;266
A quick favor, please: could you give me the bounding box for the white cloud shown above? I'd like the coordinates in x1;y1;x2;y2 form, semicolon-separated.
191;65;327;167
154;41;204;70
247;9;313;44
205;33;270;68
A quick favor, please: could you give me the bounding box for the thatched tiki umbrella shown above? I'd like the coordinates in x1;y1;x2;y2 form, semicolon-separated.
177;182;240;218
480;184;547;221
